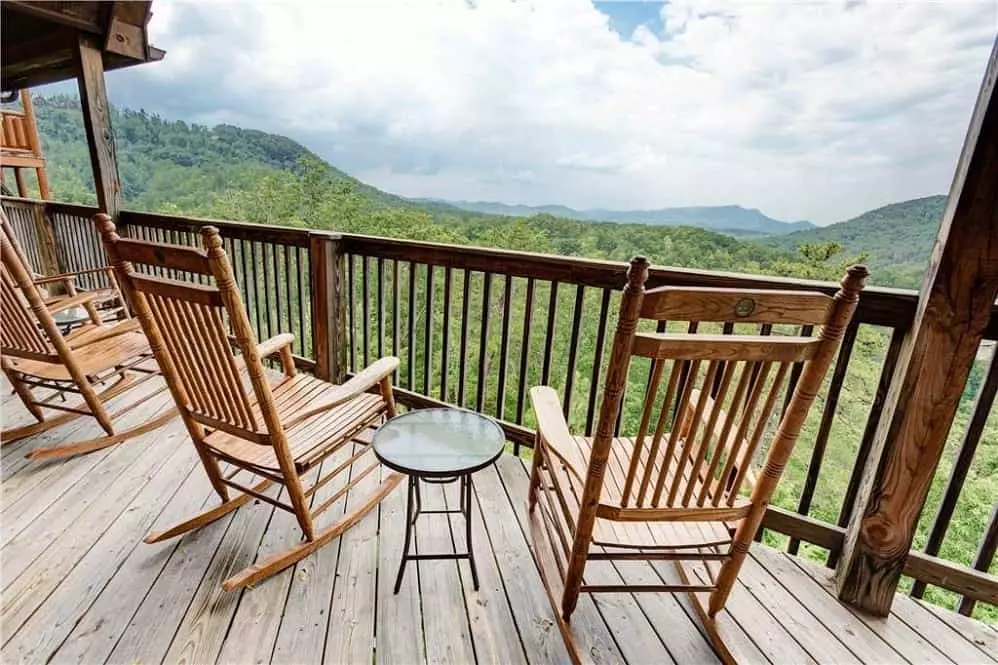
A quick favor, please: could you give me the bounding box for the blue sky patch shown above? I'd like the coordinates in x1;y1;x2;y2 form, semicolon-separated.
594;1;665;39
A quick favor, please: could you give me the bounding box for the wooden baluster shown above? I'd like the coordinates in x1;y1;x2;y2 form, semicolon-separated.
541;281;559;385
377;257;386;360
407;261;416;390
827;326;905;567
496;275;513;420
476;272;493;413
423;264;434;396
440;265;451;401
562;284;585;421
585;288;612;436
458;268;471;407
789;320;859;555
912;345;998;597
360;255;370;368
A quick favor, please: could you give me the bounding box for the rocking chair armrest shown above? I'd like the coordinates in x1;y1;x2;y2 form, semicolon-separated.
67;319;140;349
46;291;99;314
337;356;400;400
256;333;296;359
281;357;400;430
530;386;587;484
32;266;113;286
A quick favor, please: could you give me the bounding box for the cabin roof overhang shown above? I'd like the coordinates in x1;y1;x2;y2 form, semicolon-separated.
1;0;165;92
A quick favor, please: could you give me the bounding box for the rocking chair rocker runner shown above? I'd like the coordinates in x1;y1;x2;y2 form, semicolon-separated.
97;214;405;591
1;217;173;460
527;256;867;664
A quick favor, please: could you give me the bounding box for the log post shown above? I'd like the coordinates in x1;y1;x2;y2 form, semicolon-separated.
31;202;63;278
310;233;347;383
836;39;998;615
74;34;121;218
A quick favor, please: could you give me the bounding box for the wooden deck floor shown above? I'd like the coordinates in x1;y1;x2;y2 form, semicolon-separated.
2;382;996;665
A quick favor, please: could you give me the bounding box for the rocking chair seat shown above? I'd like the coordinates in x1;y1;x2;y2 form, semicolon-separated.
544;434;736;550
204;372;385;473
5;329;151;381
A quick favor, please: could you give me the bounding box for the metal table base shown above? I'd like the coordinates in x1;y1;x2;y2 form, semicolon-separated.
393;472;479;593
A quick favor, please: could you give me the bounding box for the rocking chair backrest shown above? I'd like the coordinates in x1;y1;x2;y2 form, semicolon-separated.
1;232;57;361
584;258;867;517
96;217;276;443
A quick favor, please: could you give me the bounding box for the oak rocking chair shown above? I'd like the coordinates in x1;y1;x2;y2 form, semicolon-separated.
527;257;866;664
97;214;404;591
1;218;173;460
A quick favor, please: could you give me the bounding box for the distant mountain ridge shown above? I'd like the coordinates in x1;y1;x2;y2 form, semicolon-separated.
432;200;815;235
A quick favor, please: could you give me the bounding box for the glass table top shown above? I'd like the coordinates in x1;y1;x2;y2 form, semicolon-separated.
372;408;506;476
51;306;91;326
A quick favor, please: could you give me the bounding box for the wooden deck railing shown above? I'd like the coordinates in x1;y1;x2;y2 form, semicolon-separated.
3;195;996;617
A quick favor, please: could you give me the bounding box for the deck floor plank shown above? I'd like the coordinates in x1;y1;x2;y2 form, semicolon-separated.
445;476;529;665
0;391;992;665
272;446;356;664
494;455;628;665
891;588;997;664
3;438;198;663
375;463;427;665
1;405;180;636
104;488;240;664
414;480;477;664
471;461;574;665
322;450;381;665
739;551;868;664
782;549;954;664
160;486;280;665
46;451;216;665
919;600;998;661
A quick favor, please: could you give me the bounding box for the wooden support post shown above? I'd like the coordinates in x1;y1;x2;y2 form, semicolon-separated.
310;233;347;383
31;202;62;278
75;34;121;218
836;39;998;615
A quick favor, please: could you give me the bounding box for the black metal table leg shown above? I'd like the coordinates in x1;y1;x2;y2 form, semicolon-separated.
392;472;481;593
463;473;480;590
393;474;418;594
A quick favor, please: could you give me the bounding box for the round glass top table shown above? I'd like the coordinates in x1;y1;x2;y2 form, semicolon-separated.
51;305;92;333
372;408;505;593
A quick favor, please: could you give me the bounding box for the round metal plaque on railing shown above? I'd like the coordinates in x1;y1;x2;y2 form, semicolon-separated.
735;298;756;317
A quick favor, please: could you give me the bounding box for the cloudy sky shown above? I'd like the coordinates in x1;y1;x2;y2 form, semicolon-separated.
59;0;998;225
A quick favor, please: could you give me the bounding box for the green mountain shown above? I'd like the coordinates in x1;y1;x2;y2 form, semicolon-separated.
29;94;461;215
767;195;946;288
436;199;815;235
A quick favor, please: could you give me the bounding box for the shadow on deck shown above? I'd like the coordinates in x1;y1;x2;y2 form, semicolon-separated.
2;381;995;664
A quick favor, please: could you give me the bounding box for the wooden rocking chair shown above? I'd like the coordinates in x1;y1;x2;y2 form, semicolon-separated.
96;214;404;591
1;211;127;323
1;222;173;460
527;257;866;664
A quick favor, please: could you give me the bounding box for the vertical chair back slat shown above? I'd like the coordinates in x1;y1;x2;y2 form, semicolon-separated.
106;234;266;441
1;239;58;359
138;286;257;433
600;282;850;515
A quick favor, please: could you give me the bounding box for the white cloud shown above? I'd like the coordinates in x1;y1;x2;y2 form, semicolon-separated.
113;0;998;224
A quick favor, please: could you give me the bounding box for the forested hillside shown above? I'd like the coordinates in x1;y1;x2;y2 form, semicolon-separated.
19;95;996;623
767;196;946;288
